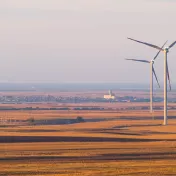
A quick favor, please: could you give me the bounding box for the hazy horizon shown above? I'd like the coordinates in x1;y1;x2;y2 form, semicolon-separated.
0;82;175;92
1;0;176;84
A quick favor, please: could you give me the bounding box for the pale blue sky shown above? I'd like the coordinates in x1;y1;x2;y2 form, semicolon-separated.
0;0;176;85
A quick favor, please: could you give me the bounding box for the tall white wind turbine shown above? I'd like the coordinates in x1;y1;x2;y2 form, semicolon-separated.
128;37;176;125
125;43;165;113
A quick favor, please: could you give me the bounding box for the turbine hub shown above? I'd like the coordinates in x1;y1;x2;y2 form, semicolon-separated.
164;47;169;52
151;60;154;64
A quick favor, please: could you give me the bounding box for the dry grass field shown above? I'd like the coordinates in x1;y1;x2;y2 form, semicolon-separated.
1;111;176;175
0;91;176;175
0;108;176;121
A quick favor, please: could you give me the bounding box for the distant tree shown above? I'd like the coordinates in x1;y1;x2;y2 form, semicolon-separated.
76;116;85;123
24;107;33;110
27;117;35;125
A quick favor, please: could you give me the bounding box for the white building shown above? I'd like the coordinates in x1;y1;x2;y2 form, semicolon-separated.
104;90;116;100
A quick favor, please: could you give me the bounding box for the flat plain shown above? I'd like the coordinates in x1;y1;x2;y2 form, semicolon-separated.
0;91;176;176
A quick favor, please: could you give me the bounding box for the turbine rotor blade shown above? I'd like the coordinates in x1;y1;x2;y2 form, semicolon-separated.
169;41;176;49
152;65;160;88
166;59;171;91
153;40;168;60
125;58;150;63
127;37;163;51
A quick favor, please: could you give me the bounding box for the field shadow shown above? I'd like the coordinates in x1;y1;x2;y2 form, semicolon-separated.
33;117;119;126
113;124;162;129
118;116;176;121
1;151;176;162
1;171;63;176
1;136;176;143
81;128;176;136
81;128;143;136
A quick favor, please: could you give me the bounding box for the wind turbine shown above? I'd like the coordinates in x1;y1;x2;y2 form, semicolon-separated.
125;42;166;113
128;37;176;125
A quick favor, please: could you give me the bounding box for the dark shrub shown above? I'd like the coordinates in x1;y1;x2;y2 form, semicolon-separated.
76;116;85;123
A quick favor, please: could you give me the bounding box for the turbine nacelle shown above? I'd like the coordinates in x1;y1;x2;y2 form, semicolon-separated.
151;60;155;64
164;47;169;53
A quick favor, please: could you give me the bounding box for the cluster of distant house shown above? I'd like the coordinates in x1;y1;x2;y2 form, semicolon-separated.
0;91;175;104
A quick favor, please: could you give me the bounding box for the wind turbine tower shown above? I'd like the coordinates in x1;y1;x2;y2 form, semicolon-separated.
128;37;176;125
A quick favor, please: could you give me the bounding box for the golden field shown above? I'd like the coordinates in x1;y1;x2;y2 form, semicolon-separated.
0;91;176;176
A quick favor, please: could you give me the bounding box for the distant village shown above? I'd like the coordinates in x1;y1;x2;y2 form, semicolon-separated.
0;90;175;105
